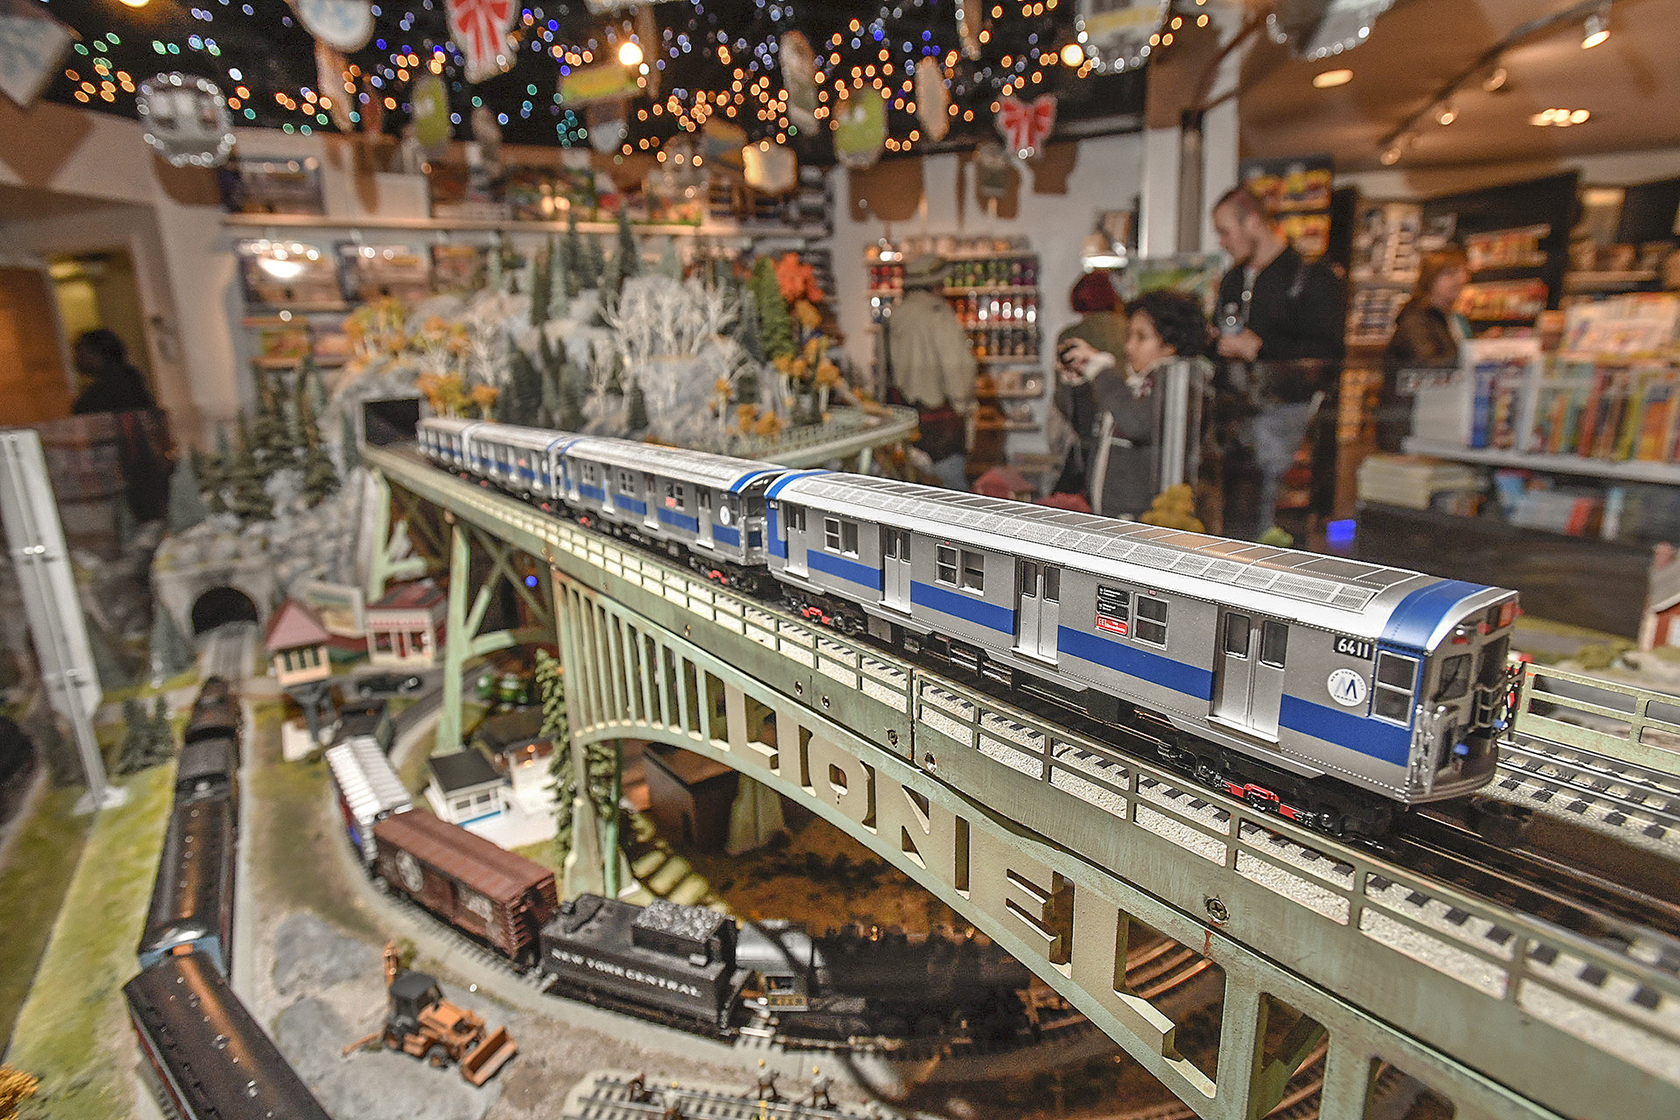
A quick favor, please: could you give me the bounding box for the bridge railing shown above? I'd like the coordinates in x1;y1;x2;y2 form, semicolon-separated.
1514;661;1680;777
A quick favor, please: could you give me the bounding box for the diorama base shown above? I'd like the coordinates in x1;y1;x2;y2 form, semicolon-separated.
74;782;129;815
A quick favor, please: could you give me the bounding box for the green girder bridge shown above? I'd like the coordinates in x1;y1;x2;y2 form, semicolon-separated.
365;441;1680;1120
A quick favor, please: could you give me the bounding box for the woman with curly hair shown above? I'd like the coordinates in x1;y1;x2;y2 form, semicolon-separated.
1058;288;1211;519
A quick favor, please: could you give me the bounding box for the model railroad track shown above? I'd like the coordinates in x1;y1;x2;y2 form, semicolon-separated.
1496;731;1680;839
1388;808;1680;964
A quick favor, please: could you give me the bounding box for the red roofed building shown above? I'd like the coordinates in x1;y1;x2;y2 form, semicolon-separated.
264;597;333;688
366;581;447;669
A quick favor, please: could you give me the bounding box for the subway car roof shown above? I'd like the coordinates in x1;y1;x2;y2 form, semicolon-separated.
561;436;787;492
770;472;1510;643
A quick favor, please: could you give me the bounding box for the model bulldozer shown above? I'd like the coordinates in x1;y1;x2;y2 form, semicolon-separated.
342;943;516;1086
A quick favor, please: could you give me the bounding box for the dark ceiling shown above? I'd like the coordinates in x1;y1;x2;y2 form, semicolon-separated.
35;0;1146;162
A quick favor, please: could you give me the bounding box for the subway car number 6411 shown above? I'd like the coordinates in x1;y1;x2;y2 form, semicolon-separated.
418;418;1520;837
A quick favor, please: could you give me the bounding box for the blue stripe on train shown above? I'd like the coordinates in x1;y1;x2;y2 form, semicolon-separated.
807;548;879;589
657;508;700;533
1056;626;1214;700
714;525;740;547
1279;695;1412;766
910;580;1015;634
768;508;785;558
579;483;605;502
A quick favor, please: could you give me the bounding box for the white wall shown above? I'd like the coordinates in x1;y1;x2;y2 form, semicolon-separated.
827;132;1145;454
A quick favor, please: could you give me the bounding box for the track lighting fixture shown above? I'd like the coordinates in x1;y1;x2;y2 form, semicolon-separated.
1581;2;1610;48
1436;101;1457;125
1482;66;1508;92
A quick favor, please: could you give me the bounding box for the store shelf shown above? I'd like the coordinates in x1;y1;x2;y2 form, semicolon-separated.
978;355;1040;364
1564;270;1658;291
223;212;830;239
1403;439;1680;485
241;303;350;316
253;355;348;369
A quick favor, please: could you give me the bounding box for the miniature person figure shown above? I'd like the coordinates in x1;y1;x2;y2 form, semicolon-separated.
882;253;977;489
1055;289;1210;520
1377;246;1471;452
1211;186;1346;544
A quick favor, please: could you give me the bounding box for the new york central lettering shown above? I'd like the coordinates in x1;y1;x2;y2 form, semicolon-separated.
554;949;705;999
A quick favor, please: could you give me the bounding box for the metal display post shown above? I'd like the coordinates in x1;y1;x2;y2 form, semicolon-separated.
0;429;125;813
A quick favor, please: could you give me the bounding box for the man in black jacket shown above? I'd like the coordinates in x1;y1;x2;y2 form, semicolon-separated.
1212;187;1346;543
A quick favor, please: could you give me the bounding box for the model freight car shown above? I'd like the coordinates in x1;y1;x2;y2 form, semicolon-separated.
539;893;753;1033
183;675;242;748
325;736;411;866
372;810;558;965
126;951;332;1120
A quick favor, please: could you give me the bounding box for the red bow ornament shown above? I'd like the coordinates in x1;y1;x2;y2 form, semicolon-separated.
447;0;514;84
996;94;1056;161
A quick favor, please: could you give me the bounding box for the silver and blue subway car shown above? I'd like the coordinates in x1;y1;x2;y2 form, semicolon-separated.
765;472;1515;814
416;416;480;473
464;422;571;499
557;436;784;578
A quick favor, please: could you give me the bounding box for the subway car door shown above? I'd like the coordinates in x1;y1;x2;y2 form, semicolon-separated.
881;527;910;610
696;489;714;547
642;473;660;530
1212;612;1286;739
1013;561;1060;661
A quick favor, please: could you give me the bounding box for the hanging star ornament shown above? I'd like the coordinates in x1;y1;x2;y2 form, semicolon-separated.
447;0;515;84
996;94;1056;161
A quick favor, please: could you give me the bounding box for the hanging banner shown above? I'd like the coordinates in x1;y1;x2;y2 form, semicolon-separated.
954;0;983;60
0;0;72;109
915;56;949;142
780;31;819;133
996;94;1056;162
560;59;643;105
1268;0;1397;60
831;83;887;171
138;73;235;168
315;40;354;132
1074;0;1170;73
411;72;452;155
290;0;374;53
447;0;515;84
585;99;628;154
974;141;1013;204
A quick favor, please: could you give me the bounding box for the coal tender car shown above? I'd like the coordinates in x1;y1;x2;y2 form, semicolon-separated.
540;894;1031;1040
541;894;751;1033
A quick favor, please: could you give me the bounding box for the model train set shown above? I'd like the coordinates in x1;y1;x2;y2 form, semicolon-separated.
417;417;1523;837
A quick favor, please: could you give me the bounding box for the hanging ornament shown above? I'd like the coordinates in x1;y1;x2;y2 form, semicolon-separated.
915;57;949;143
954;0;983;61
360;74;385;135
314;40;354;133
780;31;819;133
0;0;72;109
289;0;374;53
137;73;235;168
974;141;1013;204
585;99;628;154
1268;0;1397;60
1074;0;1170;73
702;119;748;169
410;72;452;156
996;94;1056;162
743;141;797;195
447;0;515;84
831;83;888;171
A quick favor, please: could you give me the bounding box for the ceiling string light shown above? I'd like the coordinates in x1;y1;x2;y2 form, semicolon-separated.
1581;2;1611;48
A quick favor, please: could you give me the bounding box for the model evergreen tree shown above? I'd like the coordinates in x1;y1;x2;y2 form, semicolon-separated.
614;204;640;288
502;343;544;427
249;368;287;470
624;379;648;432
149;605;196;685
167;453;209;533
114;698;148;775
542;646;619;862
749;256;795;360
298;392;340;505
581;232;606;291
735;288;764;363
554;358;586;431
530;238;553;328
656;236;682;280
561;211;584;299
201;426;233;515
151;695;173;758
226;415;273;523
338;412;362;473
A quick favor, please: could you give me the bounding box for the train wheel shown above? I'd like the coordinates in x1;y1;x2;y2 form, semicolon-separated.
1313;809;1344;836
1194;761;1223;790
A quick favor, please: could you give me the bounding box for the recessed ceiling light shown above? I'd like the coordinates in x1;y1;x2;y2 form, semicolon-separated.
1313;68;1353;88
1530;107;1591;127
1581;2;1610;48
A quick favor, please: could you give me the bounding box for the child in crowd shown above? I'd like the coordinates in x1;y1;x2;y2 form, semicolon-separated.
1056;289;1210;519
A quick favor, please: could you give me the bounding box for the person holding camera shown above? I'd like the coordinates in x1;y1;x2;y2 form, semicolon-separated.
881;253;977;489
1211;186;1346;544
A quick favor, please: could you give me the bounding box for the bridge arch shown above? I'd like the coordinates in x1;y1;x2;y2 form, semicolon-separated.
374;444;1680;1120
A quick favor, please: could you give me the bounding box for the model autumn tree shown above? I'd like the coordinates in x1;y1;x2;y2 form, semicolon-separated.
225;414;273;523
0;1064;38;1118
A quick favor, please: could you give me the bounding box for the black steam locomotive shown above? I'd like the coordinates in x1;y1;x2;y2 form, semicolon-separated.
539;893;1033;1040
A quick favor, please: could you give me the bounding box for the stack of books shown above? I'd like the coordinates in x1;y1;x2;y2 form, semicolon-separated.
1356;454;1479;510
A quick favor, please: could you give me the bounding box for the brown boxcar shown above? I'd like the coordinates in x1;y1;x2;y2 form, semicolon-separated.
372;810;558;965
